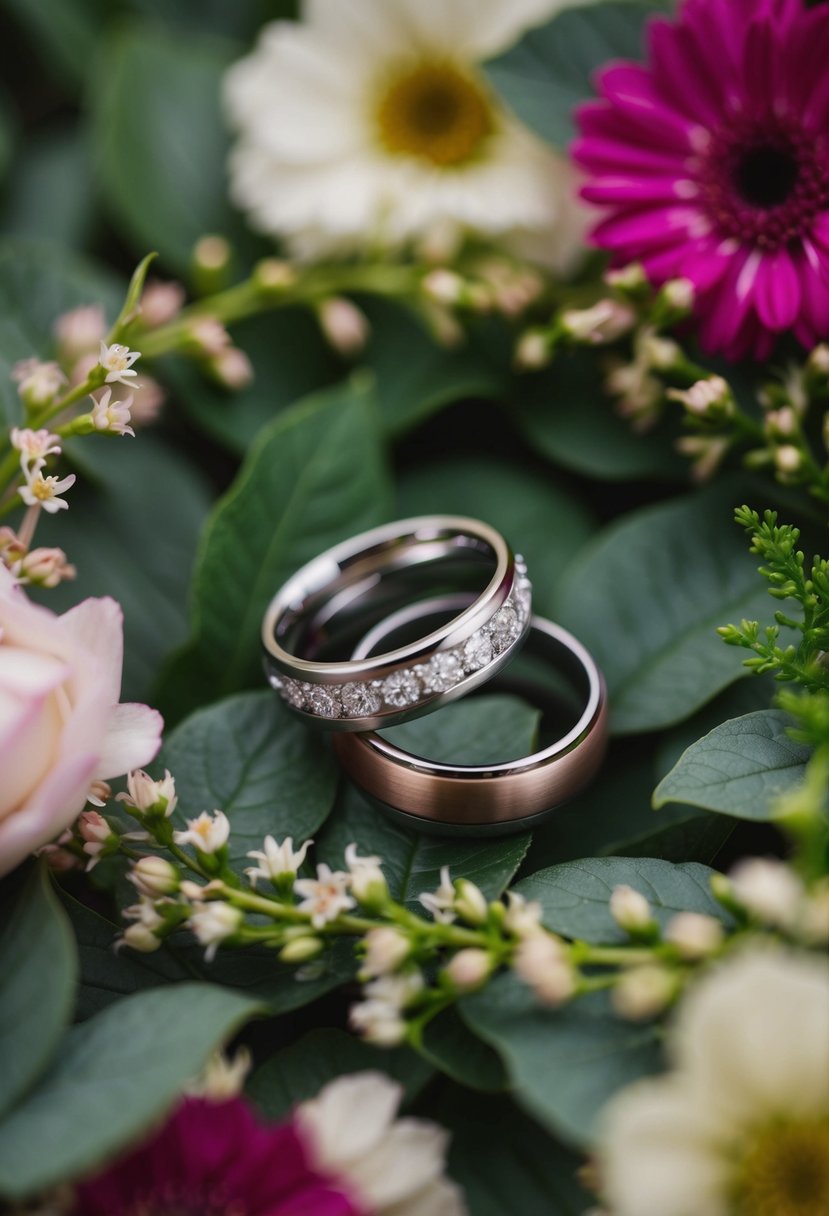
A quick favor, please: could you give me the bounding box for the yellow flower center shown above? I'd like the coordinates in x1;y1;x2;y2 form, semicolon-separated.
736;1121;829;1216
31;477;55;502
375;60;494;167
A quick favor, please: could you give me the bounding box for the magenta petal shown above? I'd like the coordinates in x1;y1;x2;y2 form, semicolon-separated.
597;63;695;150
570;135;684;177
679;238;733;292
581;177;688;206
754;250;801;330
592;206;705;256
741;18;776;114
647;18;721;126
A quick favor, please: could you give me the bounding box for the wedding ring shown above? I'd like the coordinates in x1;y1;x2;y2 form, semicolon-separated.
261;517;532;731
334;597;607;832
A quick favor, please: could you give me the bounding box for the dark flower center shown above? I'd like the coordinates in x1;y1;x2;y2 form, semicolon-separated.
696;117;829;249
735;145;800;209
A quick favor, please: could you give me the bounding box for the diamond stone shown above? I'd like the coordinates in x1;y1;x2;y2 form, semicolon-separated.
463;631;493;672
305;685;341;718
281;678;307;709
489;603;520;654
383;669;421;707
420;651;463;693
341;681;383;717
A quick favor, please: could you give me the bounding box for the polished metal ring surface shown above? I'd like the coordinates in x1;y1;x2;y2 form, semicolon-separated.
261;516;532;731
334;600;607;832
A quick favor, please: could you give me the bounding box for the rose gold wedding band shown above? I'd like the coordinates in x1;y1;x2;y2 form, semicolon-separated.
334;609;607;832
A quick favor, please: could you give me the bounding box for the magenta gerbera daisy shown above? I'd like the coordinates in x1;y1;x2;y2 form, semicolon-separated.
572;0;829;360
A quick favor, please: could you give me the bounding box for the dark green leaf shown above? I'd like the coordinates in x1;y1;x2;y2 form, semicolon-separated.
155;377;391;724
420;1007;507;1092
461;977;661;1146
383;693;541;766
395;455;596;617
35;434;211;704
247;1027;432;1120
1;127;97;250
160;691;338;875
554;483;775;733
0;985;261;1199
442;1089;591;1216
485;1;662;149
653;709;812;821
90;24;252;272
513;351;686;482
515;857;729;944
1;0;108;87
0;867;77;1119
318;782;531;915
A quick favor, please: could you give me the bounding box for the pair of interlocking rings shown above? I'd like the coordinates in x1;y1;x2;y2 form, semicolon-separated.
261;517;607;834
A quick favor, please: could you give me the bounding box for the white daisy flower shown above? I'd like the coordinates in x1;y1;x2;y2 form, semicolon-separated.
223;0;587;270
598;947;829;1216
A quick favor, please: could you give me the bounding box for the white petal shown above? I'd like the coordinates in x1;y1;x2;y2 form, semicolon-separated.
600;1078;731;1216
384;1177;468;1216
305;0;411;59
94;703;163;781
0;648;70;699
298;1072;401;1169
0;752;98;878
59;596;124;705
674;947;829;1124
343;1119;449;1209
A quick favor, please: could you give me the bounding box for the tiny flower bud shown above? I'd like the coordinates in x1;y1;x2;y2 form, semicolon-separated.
189;1047;251;1101
808;343;829;377
15;547;76;588
560;300;636;344
345;843;388;909
676;434;731;483
663;911;724;960
361;926;411;978
189;902;243;961
118;769;177;818
659;277;695;313
318;297;370;357
612;965;677;1020
254;257;298;291
453;878;488;925
12;359;67;408
422;268;465;306
279;936;325;963
604;263;648;294
54;304;107;360
668;375;733;419
187;317;231;357
140;280;186;328
194;234;232;272
515;329;551;371
513;934;576;1006
728;857;805;930
609;885;656;936
445;947;493;992
129;856;180;898
640;333;682;372
774;443;804;478
209;347;254;390
121;923;163;953
764;406;797;439
503;891;544;939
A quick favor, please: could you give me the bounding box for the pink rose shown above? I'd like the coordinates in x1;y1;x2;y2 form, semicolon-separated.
0;567;163;877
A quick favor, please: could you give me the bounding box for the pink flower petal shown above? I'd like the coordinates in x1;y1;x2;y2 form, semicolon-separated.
647;17;723;127
581;176;691;207
0;752;98;878
598;63;696;151
754;250;801;331
0;648;70;698
94;702;163;781
59;597;124;705
592;206;706;257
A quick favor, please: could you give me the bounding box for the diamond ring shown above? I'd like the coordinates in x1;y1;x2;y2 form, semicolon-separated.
261;516;531;731
334;597;607;832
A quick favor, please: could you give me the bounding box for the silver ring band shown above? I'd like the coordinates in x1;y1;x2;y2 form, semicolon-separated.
261;516;532;731
335;599;607;831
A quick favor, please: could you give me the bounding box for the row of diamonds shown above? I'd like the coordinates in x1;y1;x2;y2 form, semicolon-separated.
277;574;532;720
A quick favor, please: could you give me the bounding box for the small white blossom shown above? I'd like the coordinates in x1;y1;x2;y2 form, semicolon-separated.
361;926;411;979
86;780;113;808
54;304;107;359
194;234;231;272
775;443;804;477
728;857;806;930
120;922;163;953
664;912;724;960
612;965;677;1021
19;471;76;514
91;387;135;437
453;878;488;926
99;341;140;386
660;276;695;311
128;856;179;898
189;902;243;961
77;809;113;868
609;885;655;935
123;895;167;932
294;863;355;928
445;947;492;992
349;973;423;1046
187;316;230;356
210;347;254;390
513;933;576;1007
245;835;312;887
514;329;551;371
419;865;457;924
140;279;186;328
10;427;61;472
174;809;230;855
668;375;733;418
345;842;388;906
13;547;76;589
318;298;370;357
12;358;67;407
118;769;178;817
422;269;465;306
676;434;732;483
503;891;544;939
560;299;636;344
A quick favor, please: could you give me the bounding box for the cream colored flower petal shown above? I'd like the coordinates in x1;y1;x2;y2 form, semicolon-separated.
297;1072;401;1170
388;0;577;60
383;1176;468;1216
94;702;163;781
59;596;124;706
674;948;829;1124
600;1077;731;1216
0;751;98;878
343;1118;449;1209
305;0;412;60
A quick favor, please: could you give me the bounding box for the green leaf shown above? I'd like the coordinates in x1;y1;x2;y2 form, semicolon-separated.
125;0;297;40
553;483;776;734
90;23;253;272
420;1007;507;1092
515;857;729;944
0;237;122;429
1;127;97;250
247;1027;432;1120
1;0;107;87
35;434;211;704
162;310;341;453
155;377;391;724
485;1;661;150
513;351;686;483
63;894;357;1019
441;1089;591;1216
0;867;77;1119
0;985;262;1199
318;782;531;916
159;691;338;875
395;456;596;617
383;693;541;766
461;978;661;1146
653;709;812;821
